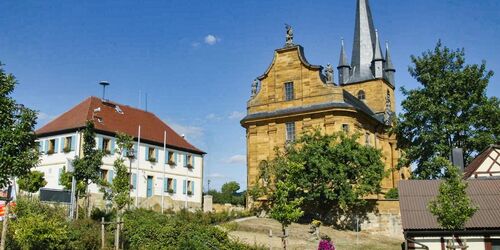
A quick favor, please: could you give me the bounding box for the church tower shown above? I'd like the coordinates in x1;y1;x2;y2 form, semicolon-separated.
241;0;409;208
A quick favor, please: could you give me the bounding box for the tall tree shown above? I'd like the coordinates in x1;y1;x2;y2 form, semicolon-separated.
428;158;477;238
250;129;386;228
72;121;104;215
0;62;39;188
396;41;499;179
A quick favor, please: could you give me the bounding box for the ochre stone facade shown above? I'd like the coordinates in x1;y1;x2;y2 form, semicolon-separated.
241;45;410;204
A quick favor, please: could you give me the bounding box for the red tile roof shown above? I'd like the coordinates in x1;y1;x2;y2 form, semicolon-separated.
36;96;205;154
399;179;500;231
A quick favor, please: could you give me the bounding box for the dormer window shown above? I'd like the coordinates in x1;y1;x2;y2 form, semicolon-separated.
357;90;366;101
284;82;294;101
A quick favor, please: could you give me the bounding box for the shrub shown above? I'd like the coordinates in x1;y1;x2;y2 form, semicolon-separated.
12;213;69;249
67;219;101;250
384;188;399;200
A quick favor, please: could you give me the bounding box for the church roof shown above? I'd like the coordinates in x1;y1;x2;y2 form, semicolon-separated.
241;90;382;124
36;96;205;155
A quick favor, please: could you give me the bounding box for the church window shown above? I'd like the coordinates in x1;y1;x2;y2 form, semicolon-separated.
357;90;366;101
284;82;294;101
342;124;350;133
365;132;371;145
285;122;295;142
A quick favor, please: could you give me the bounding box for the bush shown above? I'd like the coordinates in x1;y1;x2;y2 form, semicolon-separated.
67;219;101;250
384;188;399;200
12;213;69;249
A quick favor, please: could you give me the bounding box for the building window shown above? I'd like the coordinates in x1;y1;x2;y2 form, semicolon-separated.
342;124;349;133
101;169;108;180
102;138;111;154
167;151;175;165
357;90;365;101
286;122;296;142
186;155;193;168
48;139;56;154
63;136;72;153
284;82;294;101
165;178;175;193
365;132;371;145
147;147;157;162
187;180;193;195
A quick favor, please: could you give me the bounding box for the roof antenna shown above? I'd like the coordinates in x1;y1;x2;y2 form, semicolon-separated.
99;81;110;100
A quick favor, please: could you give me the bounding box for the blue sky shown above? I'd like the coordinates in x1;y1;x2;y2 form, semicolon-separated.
1;0;499;191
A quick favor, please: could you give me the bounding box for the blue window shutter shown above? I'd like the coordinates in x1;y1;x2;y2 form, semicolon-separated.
38;141;43;153
122;148;127;157
71;135;76;151
145;147;149;160
132;173;137;189
183;180;187;194
174;152;178;164
163;178;168;192
108;170;114;183
191;181;194;194
164;151;168;164
54;138;60;153
173;179;177;193
44;140;49;153
110;138;115;154
133;144;138;159
191;156;195;169
155;148;159;161
98;136;103;150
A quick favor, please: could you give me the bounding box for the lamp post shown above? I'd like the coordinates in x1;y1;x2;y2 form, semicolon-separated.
126;148;135;210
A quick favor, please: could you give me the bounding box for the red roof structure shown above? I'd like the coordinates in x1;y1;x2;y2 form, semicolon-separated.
36;96;205;155
464;145;500;179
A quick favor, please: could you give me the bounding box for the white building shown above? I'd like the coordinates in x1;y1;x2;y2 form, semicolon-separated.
35;96;205;210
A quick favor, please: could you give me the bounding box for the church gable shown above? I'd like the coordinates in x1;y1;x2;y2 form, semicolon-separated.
464;145;500;179
248;45;343;115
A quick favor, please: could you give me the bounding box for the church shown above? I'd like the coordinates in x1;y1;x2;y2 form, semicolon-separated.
241;0;410;205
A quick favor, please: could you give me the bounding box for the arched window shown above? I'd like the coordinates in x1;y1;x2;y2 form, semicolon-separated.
357;90;366;101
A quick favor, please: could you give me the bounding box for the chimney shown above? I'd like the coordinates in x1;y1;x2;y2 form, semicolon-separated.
452;148;465;172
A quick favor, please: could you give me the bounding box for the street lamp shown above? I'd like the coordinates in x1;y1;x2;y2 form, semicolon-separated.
126;147;135;210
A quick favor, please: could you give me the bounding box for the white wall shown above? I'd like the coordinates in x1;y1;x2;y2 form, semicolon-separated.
35;132;204;206
411;236;498;250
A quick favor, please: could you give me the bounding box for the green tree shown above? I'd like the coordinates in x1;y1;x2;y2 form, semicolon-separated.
396;41;499;179
72;121;104;216
428;158;477;237
0;62;39;188
59;168;86;197
101;133;133;211
221;181;240;194
18;171;47;194
251;129;386;228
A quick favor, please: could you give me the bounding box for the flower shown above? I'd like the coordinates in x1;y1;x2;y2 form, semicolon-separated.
318;239;335;250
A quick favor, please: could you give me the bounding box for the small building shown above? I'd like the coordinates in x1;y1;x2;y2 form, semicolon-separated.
464;145;500;179
399;179;500;250
35;96;205;210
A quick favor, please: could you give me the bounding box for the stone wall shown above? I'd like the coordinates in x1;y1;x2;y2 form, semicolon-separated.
360;200;402;239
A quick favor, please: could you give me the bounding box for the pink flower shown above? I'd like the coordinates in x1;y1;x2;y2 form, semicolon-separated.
318;239;335;250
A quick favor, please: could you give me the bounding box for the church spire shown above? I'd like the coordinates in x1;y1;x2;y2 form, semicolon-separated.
384;41;395;85
350;0;377;83
372;29;384;78
337;39;351;85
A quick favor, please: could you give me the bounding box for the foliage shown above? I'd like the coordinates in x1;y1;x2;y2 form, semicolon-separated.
269;180;304;232
17;171;47;193
207;181;246;206
428;158;477;231
0;62;38;188
384;188;399;200
101;132;133;211
12;213;69;249
66;219;101;250
73;120;104;188
122;209;263;250
251;129;385;228
396;41;499;179
13;196;67;220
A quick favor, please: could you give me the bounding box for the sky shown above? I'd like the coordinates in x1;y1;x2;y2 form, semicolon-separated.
1;0;499;191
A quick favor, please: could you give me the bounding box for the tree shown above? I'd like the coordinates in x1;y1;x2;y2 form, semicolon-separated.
396;41;500;179
59;168;86;197
269;180;303;250
72;121;104;216
221;181;240;195
206;181;245;206
0;62;38;250
18;171;47;194
101;133;133;211
428;158;477;241
251;129;386;228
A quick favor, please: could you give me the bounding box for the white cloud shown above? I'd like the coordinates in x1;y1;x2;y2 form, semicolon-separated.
204;34;220;45
224;154;246;164
37;112;55;122
207;173;226;179
228;111;245;120
205;113;222;121
191;42;200;48
169;123;204;140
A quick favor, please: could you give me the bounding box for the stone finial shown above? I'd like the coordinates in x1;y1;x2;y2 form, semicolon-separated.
325;64;334;84
285;24;294;47
251;78;259;97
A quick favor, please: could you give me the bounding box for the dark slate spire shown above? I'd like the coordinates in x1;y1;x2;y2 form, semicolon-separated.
372;29;384;78
384;41;395;85
372;29;384;61
349;0;377;83
338;39;351;85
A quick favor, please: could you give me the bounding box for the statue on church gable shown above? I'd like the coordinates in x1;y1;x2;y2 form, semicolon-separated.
325;64;334;84
285;24;294;47
384;91;392;125
251;78;259;97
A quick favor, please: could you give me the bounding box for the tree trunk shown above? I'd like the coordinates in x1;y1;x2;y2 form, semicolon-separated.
0;201;10;250
281;225;287;250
